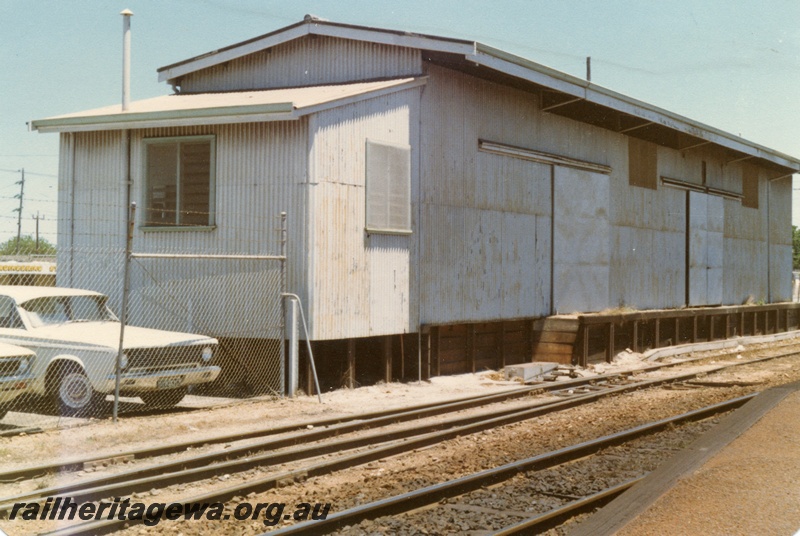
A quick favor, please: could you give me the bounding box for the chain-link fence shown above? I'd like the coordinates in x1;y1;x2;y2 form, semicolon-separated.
0;207;287;431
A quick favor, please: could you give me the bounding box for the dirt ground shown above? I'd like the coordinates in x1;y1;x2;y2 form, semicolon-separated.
1;338;799;535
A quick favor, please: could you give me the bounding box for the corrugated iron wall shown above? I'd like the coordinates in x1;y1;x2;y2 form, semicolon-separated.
179;35;422;92
769;176;792;302
57;121;309;332
419;64;616;324
417;62;791;325
307;88;418;340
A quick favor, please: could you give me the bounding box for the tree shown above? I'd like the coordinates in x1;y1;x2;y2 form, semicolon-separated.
0;235;56;255
794;226;800;271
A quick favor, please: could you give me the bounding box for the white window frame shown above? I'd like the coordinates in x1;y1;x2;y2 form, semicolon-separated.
141;135;216;230
365;139;412;235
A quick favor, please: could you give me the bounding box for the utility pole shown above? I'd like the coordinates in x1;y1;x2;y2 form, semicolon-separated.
14;169;24;255
31;211;44;253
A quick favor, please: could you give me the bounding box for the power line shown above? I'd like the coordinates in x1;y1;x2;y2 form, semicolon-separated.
0;168;57;178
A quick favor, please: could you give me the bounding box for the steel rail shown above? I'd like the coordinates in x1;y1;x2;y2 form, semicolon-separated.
37;392;754;535
0;384;539;482
0;379;629;509
489;476;645;535
4;351;787;516
263;395;753;535
0;341;779;483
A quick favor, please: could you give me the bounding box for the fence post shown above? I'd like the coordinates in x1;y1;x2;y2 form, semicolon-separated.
113;202;136;423
280;211;287;396
286;297;299;397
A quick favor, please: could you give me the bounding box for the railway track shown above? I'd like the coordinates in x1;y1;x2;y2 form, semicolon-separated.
0;351;783;510
2;347;793;535
0;341;781;485
266;395;751;535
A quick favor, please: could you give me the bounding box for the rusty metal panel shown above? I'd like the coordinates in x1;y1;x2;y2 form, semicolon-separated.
307;89;416;340
180;35;422;93
553;166;610;314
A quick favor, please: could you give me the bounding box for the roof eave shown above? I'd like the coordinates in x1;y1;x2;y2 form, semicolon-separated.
471;44;800;172
157;19;474;85
31;103;297;133
31;77;428;134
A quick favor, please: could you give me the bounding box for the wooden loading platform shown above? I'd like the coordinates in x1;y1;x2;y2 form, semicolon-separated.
298;302;800;394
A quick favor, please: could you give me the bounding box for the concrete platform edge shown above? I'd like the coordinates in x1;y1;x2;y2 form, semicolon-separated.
568;379;800;536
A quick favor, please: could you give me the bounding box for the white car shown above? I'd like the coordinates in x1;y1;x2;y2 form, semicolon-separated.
0;342;36;419
0;286;221;416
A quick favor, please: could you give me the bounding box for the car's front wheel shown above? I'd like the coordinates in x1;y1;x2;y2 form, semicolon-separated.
140;387;187;409
53;364;102;417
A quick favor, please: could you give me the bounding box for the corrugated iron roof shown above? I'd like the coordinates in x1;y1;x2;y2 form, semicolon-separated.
31;77;426;133
153;18;800;172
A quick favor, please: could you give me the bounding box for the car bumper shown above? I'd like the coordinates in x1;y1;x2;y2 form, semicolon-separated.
102;365;221;393
0;373;34;404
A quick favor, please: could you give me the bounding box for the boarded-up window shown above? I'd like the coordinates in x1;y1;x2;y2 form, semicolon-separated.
143;136;215;227
742;164;759;209
628;137;658;189
366;139;411;234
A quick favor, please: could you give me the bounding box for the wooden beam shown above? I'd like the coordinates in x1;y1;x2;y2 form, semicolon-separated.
305;345;314;396
500;322;507;369
582;324;590;368
383;335;392;384
400;334;406;380
654;319;660;348
346;339;356;389
468;324;476;373
607;323;615;363
632;321;639;353
432;328;439;377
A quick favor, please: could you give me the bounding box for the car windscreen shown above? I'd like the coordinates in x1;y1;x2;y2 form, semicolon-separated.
20;296;117;327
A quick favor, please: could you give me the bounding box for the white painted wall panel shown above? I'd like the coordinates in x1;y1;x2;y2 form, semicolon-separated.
308;89;416;339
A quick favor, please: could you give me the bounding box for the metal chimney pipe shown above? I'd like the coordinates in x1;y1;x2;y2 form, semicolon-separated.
121;9;133;111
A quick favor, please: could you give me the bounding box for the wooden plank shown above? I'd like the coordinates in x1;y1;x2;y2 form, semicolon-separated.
533;331;578;344
532;342;574;356
533;317;580;332
632;321;639;353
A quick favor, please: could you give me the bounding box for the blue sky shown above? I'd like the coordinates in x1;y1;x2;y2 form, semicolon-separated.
1;0;799;244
